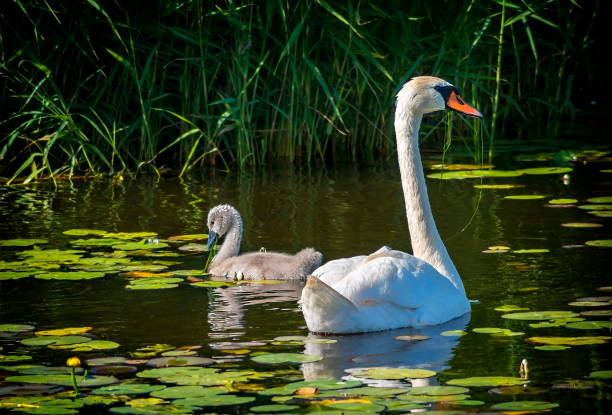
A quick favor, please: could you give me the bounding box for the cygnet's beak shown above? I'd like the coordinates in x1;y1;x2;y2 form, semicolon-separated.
446;90;483;118
207;231;218;251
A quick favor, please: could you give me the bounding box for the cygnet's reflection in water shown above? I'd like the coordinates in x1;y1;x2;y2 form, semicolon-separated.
206;280;304;339
302;313;470;385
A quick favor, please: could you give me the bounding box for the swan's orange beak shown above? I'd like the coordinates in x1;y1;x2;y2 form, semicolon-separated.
446;90;483;118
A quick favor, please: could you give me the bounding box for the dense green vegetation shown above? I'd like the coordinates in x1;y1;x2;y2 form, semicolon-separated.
0;0;602;183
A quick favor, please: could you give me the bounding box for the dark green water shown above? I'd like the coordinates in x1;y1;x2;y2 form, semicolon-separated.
0;155;611;414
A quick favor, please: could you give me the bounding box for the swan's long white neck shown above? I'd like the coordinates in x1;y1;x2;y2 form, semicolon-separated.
394;106;466;294
212;210;243;265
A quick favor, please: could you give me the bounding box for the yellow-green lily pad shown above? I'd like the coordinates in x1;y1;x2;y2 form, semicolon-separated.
562;222;603;228
586;196;612;203
351;367;436;380
35;327;92;336
21;335;92;346
512;248;549;253
578;204;612;210
104;232;158;239
447;376;527;387
0;355;32;363
535;345;571;351
504;195;546;200
50;340;120;351
0;324;35;333
4;374;118;387
112;241;169;251
408;386;469;395
566;321;612;329
494;304;529;312
251;352;322;364
146;356;214;367
585;239;612;247
150;385;227;399
549;198;578;204
0;271;40;280
502;310;579;320
590;370;612;379
440;330;467;336
34;271;106;280
91;384;166;395
491;401;559;411
0;239;48;247
526;336;611;345
173;394;255;407
250;404;300;413
63;229;108;236
474;184;525;189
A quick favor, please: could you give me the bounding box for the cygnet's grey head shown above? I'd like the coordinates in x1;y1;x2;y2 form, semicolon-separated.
396;76;482;118
206;204;240;250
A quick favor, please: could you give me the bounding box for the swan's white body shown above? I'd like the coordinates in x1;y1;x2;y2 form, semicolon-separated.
301;76;481;334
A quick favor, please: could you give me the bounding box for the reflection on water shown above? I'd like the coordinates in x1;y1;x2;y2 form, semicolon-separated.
303;314;470;382
206;281;304;339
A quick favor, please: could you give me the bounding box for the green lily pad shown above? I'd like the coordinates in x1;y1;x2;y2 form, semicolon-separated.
494;304;529;312
274;335;308;342
549;198;578;204
112;241;168;251
586;196;612;203
0;271;40;280
408;386;469;395
578;204;612;210
562;222;603;228
35;327;92;336
91;365;137;375
105;232;158;239
250;404;300;413
86;357;127;366
63;229;109;236
502;310;579;320
0;324;35;333
91;384;167;395
568;301;610;307
21;335;92;346
504;195;546;200
535;345;571;351
512;249;549;253
171;269;208;277
191;281;236;288
146;356;214;367
324;402;386;412
491;401;559;411
473;327;509;334
581;309;612;316
351;367;436;380
252;352;322;364
50;340;120;351
0;239;48;247
530;317;584;328
161;350;197;357
474;184;525;189
0;355;32;363
71;238;127;247
177;243;207;252
12;366;83;375
126;277;183;290
440;330;467;336
585;239;612;247
567;321;612;329
286;379;362;391
590;370;612;379
526;336;611;345
34;271;106;280
447;376;527;387
150;385;227;399
173;394;255;407
5;374;118;387
333;386;408;397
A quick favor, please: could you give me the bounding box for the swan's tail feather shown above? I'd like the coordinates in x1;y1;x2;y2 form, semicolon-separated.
301;276;361;333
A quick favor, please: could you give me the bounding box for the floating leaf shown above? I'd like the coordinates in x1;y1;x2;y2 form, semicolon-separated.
494;305;529;312
105;232;158;239
167;234;208;241
5;374;118;387
0;271;40;280
273;335;307;342
150;385;227;399
112;241;168;251
491;401;559;411
394;335;430;342
191;281;236;288
177;243;206;252
50;340;120;351
473;327;509;334
440;330;466;337
21;335;92;346
63;229;109;236
146;356;214;367
324;402;386;412
0;239;48;247
250;404;299;413
474;184;525;189
173;394;255;407
590;370;612;379
0;324;35;333
535;345;571;351
566;321;612;330
447;376;527;387
504;194;546;200
502;311;579;320
351;367;436;380
512;249;549;253
585;240;612;247
549;198;578;204
569;301;610;307
526;336;611;346
562;222;603;228
87;357;127;366
252;352;322;364
408;386;469;396
91;365;137;375
91;384;166;395
35;327;92;336
586;196;612;203
71;238;126;246
578;204;612;210
580;309;612;316
0;355;32;363
34;271;106;280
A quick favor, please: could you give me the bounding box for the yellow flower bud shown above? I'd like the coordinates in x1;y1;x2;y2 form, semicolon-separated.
66;356;81;367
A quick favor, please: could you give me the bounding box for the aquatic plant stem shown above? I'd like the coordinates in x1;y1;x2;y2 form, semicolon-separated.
490;0;506;162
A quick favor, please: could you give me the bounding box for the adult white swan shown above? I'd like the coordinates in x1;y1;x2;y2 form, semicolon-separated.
300;76;482;333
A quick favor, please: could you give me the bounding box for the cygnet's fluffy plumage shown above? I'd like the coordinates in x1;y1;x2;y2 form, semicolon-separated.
206;204;322;280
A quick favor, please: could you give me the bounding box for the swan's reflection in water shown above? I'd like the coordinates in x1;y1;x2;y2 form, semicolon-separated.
206;280;304;339
302;313;470;383
205;280;469;386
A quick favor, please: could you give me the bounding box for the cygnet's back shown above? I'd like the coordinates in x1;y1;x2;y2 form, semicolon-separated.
206;204;322;280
